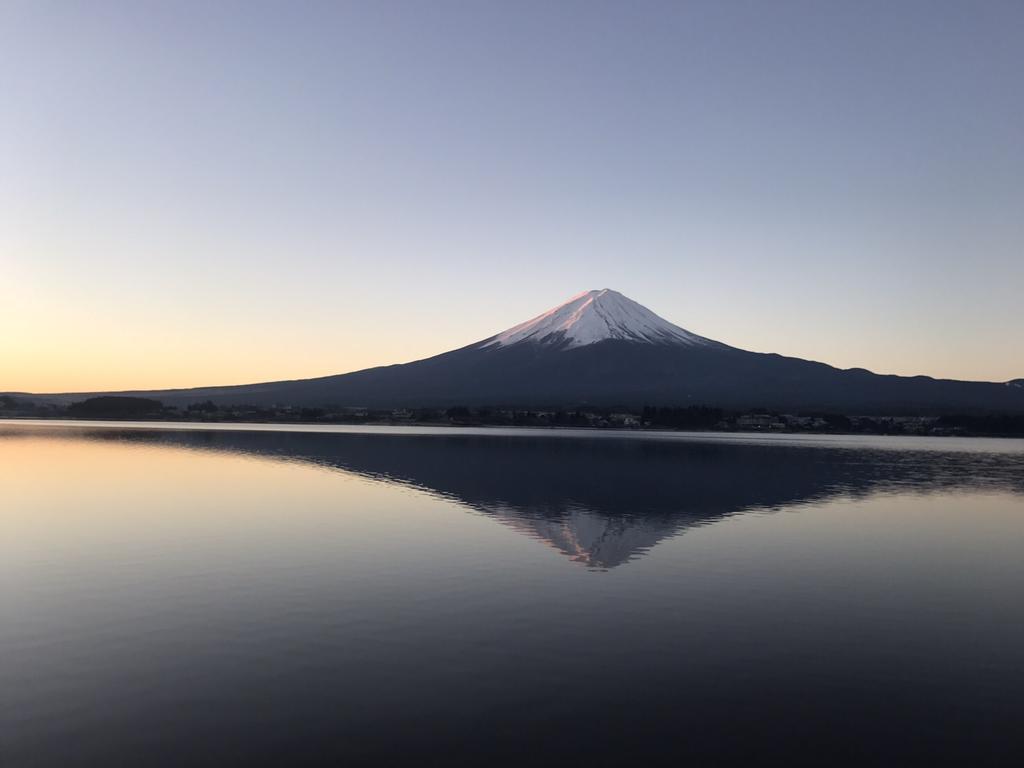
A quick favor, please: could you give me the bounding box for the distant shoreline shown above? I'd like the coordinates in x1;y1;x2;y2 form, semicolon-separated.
6;394;1024;437
5;416;1024;444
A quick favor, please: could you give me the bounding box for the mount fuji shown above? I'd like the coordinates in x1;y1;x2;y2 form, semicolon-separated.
14;289;1024;413
481;289;719;349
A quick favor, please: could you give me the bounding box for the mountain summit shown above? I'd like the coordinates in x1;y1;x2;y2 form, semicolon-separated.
15;289;1024;414
482;289;715;349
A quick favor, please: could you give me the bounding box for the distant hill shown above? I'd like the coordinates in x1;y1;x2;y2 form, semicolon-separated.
66;396;165;418
10;289;1024;414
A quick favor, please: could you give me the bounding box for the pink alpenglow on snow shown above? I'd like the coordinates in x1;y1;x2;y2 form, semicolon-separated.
482;289;716;349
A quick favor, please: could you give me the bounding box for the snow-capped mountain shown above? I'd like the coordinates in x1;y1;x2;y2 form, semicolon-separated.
482;288;716;349
16;289;1024;413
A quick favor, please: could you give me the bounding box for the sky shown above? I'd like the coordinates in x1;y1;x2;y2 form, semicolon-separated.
2;0;1022;393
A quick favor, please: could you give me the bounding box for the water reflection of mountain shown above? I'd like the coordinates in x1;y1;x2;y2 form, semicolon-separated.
69;429;1024;568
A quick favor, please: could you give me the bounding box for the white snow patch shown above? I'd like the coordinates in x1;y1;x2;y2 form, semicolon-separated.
482;289;715;349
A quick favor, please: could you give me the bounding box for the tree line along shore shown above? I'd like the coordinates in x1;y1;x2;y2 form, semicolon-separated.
4;395;1024;437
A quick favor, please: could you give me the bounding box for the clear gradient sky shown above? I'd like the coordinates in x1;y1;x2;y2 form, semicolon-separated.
3;0;1022;393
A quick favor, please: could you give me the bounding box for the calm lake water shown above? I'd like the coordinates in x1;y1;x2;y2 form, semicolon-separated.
3;421;1024;766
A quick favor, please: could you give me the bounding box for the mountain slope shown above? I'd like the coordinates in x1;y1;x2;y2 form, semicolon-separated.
12;289;1024;413
484;288;719;349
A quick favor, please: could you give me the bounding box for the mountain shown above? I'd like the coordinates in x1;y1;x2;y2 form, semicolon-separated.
12;289;1024;413
482;288;719;349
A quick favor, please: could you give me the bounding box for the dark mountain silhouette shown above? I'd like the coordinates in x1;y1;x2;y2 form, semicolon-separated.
11;289;1024;413
66;396;164;418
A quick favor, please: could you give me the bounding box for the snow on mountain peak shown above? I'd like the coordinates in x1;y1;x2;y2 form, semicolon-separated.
482;289;715;350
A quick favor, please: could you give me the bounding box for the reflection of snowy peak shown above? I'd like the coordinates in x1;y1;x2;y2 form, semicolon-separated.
129;429;1024;570
482;288;717;349
491;504;680;569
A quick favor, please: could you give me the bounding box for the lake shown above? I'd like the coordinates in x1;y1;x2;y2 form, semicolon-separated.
3;421;1024;766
